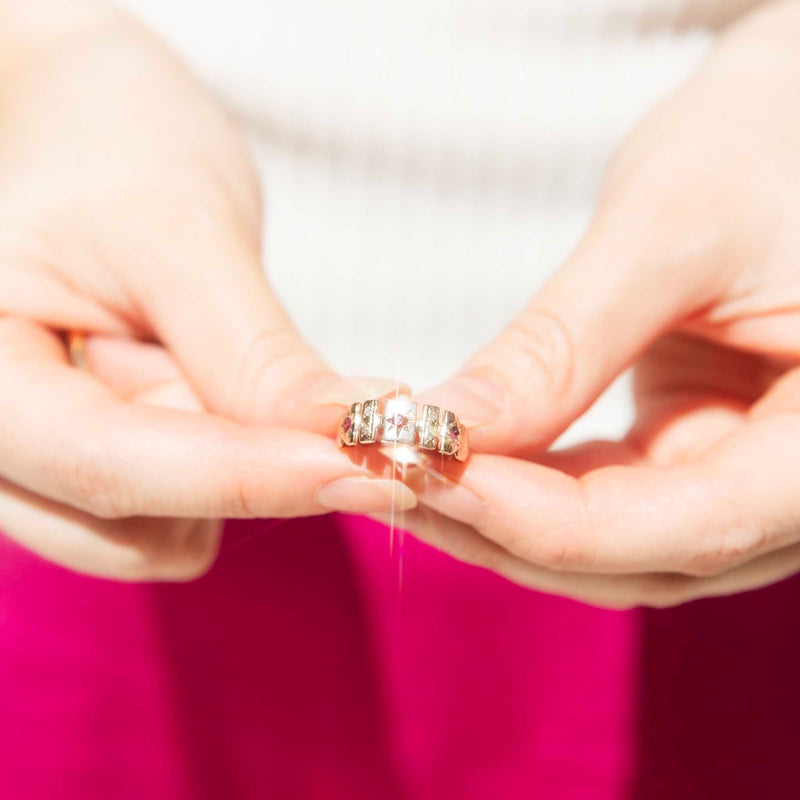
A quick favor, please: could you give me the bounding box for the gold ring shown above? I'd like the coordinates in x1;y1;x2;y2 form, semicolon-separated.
338;397;469;462
66;331;90;373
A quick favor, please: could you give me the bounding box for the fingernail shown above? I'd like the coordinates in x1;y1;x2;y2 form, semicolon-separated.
404;471;487;527
312;377;413;407
316;477;417;513
423;373;505;429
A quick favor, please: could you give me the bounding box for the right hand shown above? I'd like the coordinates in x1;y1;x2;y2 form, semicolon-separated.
405;1;800;608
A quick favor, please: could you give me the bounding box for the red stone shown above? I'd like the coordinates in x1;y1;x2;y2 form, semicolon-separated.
394;414;407;429
448;424;460;440
343;416;352;433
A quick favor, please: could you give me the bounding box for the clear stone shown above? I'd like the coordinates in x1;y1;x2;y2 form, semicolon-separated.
360;399;378;444
419;404;441;450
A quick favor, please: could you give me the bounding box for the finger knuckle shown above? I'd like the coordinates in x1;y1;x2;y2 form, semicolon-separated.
502;310;575;402
520;487;593;571
218;451;266;518
684;525;767;577
229;328;311;416
526;530;589;572
221;477;257;518
65;441;130;519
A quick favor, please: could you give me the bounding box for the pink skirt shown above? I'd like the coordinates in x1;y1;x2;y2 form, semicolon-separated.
1;515;797;799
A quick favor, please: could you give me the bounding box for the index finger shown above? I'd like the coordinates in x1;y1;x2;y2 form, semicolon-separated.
407;415;800;576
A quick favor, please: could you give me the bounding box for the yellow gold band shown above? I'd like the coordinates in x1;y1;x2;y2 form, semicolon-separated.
338;397;469;462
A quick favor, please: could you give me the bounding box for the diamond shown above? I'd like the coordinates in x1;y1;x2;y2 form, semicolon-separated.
418;404;441;450
359;399;378;443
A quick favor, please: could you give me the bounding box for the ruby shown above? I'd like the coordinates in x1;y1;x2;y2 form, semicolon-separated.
448;424;460;439
394;414;407;429
343;416;352;433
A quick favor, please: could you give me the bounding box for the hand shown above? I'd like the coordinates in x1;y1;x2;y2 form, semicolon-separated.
403;1;800;608
0;1;413;581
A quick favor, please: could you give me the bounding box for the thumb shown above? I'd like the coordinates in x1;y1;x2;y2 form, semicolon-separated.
135;229;400;433
422;217;720;455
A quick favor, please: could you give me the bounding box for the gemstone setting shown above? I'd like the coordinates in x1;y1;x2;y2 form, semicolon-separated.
439;410;460;456
359;399;378;444
418;404;441;450
337;397;467;461
381;399;417;444
339;402;361;447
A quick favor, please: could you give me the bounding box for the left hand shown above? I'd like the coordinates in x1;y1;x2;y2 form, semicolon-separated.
393;1;800;609
0;1;408;581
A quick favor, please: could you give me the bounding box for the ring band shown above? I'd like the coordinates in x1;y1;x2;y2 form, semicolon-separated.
338;398;469;462
67;331;90;373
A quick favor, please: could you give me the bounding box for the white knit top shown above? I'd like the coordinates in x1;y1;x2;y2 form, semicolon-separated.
118;0;726;440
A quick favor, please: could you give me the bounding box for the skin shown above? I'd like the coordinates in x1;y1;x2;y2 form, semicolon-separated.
0;1;416;581
4;1;800;607
402;0;800;608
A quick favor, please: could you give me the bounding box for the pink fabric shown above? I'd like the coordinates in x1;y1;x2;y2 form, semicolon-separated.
0;515;636;798
4;516;799;797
